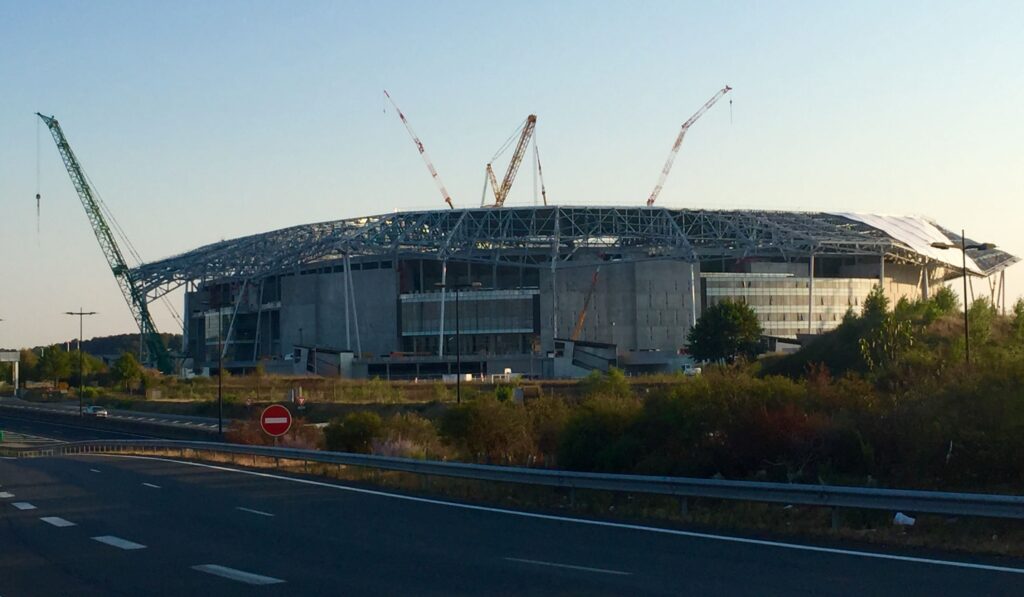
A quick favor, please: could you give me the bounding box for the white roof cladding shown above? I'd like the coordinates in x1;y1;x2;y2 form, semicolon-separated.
832;212;981;275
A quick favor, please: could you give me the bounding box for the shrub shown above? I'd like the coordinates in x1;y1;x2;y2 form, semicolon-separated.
578;367;632;399
323;411;383;453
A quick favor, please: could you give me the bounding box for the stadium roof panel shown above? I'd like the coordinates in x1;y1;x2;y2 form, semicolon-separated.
131;206;1018;299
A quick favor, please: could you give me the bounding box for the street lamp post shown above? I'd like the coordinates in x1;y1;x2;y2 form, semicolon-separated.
435;281;482;404
931;230;995;367
65;309;97;415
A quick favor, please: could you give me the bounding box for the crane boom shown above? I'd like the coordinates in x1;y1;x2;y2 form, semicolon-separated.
492;115;537;207
646;85;731;207
36;113;174;373
571;266;601;341
383;90;455;209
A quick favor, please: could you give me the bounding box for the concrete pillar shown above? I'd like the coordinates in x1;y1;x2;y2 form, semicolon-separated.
808;253;815;334
922;262;930;300
12;361;18;395
879;254;886;289
689;262;698;327
438;260;448;357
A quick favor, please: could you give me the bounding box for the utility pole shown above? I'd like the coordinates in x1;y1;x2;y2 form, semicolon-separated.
435;281;481;404
65;309;97;415
931;232;995;368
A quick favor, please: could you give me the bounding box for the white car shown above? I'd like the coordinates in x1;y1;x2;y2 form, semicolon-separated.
83;405;108;417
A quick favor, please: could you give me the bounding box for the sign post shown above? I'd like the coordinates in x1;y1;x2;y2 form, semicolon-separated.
260;404;292;438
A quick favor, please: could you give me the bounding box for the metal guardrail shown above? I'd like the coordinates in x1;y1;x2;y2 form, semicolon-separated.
4;439;1024;521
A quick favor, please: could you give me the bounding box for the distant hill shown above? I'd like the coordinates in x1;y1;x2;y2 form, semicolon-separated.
71;333;182;357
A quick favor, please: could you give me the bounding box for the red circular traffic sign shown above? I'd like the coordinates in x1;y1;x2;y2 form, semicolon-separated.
260;404;292;437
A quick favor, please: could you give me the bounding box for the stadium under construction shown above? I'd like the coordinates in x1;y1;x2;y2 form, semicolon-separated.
129;205;1018;379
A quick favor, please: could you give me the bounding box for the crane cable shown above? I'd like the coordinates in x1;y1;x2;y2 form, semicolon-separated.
35;117;41;241
81;168;185;331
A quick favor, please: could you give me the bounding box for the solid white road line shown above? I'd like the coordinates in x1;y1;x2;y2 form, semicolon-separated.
102;455;1024;577
11;502;36;510
92;535;146;550
236;507;275;517
191;564;285;585
0;492;14;498
504;557;632;576
142;482;161;489
40;517;76;528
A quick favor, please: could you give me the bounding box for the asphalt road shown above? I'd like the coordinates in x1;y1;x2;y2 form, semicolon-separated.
0;413;155;442
2;451;1023;596
0;397;222;431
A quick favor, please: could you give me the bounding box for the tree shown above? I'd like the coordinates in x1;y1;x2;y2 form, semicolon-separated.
687;300;763;363
38;345;71;387
932;286;959;315
112;352;143;392
861;284;889;326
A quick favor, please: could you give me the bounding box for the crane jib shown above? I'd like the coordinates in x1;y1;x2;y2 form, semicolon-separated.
36;113;174;374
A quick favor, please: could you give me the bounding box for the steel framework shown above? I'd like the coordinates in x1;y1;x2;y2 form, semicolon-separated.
131;206;1019;301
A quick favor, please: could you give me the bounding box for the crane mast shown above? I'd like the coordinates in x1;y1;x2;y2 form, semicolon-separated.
36;113;174;373
490;115;537;207
383;90;455;209
646;85;731;207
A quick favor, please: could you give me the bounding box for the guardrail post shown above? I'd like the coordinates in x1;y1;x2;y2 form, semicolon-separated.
679;497;689;519
831;507;841;531
569;487;576;509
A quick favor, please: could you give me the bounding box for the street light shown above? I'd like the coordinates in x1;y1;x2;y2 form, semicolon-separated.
931;230;995;367
435;280;482;404
64;309;97;415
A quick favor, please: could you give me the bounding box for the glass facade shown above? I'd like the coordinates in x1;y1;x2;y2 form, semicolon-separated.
703;273;876;337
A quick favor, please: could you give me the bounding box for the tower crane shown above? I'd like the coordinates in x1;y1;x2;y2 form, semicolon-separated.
36;113;174;374
383;90;455;209
486;114;537;207
646;85;731;207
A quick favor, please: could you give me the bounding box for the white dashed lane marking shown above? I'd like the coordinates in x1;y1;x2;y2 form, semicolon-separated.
89;469;101;473
0;491;15;498
92;536;146;550
142;483;161;489
12;502;37;510
40;517;76;527
191;564;285;585
236;507;274;517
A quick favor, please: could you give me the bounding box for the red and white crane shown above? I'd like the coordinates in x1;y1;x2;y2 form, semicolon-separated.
384;90;455;209
646;85;731;207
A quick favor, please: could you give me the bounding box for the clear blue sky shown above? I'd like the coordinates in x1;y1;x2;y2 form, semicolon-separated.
1;0;1022;347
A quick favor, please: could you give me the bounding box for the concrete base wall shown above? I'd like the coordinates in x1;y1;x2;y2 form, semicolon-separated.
540;258;699;354
280;269;398;357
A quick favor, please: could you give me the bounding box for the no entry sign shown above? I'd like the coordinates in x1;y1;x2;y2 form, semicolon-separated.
260;404;293;437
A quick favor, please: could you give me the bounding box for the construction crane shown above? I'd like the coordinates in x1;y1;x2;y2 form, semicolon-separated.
36;113;174;374
383;90;455;209
486;114;537;208
571;265;601;341
646;85;731;207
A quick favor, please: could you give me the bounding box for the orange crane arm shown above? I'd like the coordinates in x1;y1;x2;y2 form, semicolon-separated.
384;90;455;209
492;115;537;207
646;85;731;207
571;266;601;341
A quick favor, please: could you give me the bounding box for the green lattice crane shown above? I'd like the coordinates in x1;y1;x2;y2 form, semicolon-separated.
37;113;174;374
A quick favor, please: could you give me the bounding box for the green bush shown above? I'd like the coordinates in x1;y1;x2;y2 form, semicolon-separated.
323;411;383;453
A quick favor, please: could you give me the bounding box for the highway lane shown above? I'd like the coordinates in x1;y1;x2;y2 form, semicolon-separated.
2;455;1023;595
0;413;155;442
0;397;222;431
